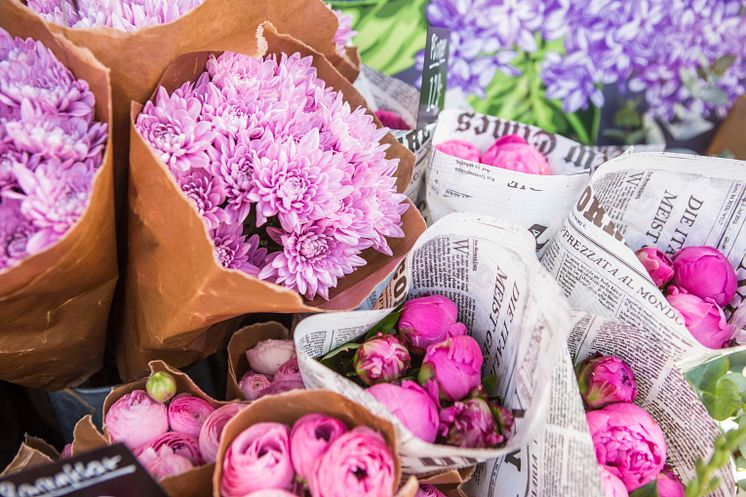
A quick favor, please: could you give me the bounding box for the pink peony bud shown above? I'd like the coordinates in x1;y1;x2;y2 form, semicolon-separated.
133;431;203;466
246;339;296;376
105;389;168;450
490;402;515;442
374;109;410;130
415;484;447;497
435;140;481;162
599;466;629;497
367;381;439;443
399;295;468;355
655;467;684;497
353;334;411;385
274;357;303;383
146;371;177;403
438;398;506;448
167;394;216;437
480;135;550;175
666;286;734;349
635;247;674;288
138;446;194;482
672;246;737;306
199;403;245;464
240;371;273;400
308;426;395;497
289;414;348;480
586;403;666;492
258;380;305;398
221;422;294;497
576;354;638;409
419;335;483;401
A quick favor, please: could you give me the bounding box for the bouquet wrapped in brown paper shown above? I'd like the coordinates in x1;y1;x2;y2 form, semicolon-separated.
1;436;59;476
213;389;418;497
119;25;425;380
0;6;117;390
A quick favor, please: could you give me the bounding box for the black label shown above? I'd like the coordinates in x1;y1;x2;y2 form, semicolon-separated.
417;26;450;129
0;444;168;497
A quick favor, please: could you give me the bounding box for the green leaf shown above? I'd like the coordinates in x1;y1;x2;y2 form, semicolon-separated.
711;55;736;76
689;357;730;394
320;342;360;362
721;372;746;401
364;309;402;341
702;376;741;420
482;374;498;393
737;479;746;491
630;481;660;497
698;87;729;106
614;101;642;128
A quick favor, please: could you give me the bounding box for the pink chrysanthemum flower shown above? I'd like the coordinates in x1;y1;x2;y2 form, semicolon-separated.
25;0;80;26
0;200;36;270
330;9;357;55
175;168;226;230
210;223;266;276
207;135;253;224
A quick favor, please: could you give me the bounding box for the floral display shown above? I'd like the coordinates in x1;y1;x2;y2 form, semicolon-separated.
0;27;107;271
135;50;406;300
576;354;638;409
635;248;674;289
436;134;549;174
239;338;305;401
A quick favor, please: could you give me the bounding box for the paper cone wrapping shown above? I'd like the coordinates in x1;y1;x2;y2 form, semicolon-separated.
226;321;290;400
0;5;117;390
1;436;58;476
118;26;425;380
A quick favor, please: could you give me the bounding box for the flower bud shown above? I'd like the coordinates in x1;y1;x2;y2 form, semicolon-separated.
438;398;505;448
105;389;168;449
289;414;348;481
134;431;203;466
146;371;177;403
672;246;737;306
399;295;467;355
635;247;674;288
490;402;515;442
654;467;684;497
419;335;483;401
274;357;302;383
374;109;410;130
246;339;296;376
667;286;734;349
257;379;305;398
138;446;193;482
353;334;411;385
167;394;216;437
599;466;628;497
367;381;439;443
576;354;637;409
415;484;447;497
239;371;272;401
435;140;481;162
199;403;245;464
481;135;550;175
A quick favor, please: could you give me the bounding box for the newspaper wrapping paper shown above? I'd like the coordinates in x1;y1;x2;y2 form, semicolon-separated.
541;152;746;369
294;212;572;474
425;109;655;253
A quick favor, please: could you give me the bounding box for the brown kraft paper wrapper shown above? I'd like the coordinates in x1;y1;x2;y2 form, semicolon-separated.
707;94;746;160
226;321;291;400
420;467;475;497
212;389;418;497
0;7;118;390
119;25;425;380
9;0;347;224
72;361;235;497
1;436;58;476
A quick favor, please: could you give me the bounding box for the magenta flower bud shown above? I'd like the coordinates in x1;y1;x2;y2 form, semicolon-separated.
374;109;410;130
257;380;305;398
672;246;737;306
274;357;303;383
221;422;294;497
480;135;550;175
667;286;734;349
138;446;194;482
105;390;168;450
635;247;674;288
438;398;505;448
60;443;72;460
289;414;348;481
167;394;216;437
133;431;203;466
308;427;395;497
655;467;684;497
415;484;447;497
435;140;481;162
199;403;245;464
353;334;411;385
587;403;667;492
599;466;628;497
490;402;515;442
239;371;272;401
419;335;483;401
576;354;638;409
146;371;177;403
246;339;296;376
367;381;439;443
399;295;468;355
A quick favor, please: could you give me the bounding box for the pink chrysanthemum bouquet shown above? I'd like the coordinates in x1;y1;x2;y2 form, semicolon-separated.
136;51;406;300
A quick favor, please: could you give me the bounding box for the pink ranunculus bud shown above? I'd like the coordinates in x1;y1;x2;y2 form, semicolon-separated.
438;398;505;448
353;334;411;385
146;371;177;403
137;446;194;482
289;414;348;481
239;371;272;400
167;394;216;437
672;246;738;306
667;286;735;349
221;422;294;497
199;403;246;464
105;389;168;450
399;295;466;355
655;467;684;497
575;354;638;409
258;380;305;398
480;135;550;175
435;140;481;162
60;443;72;460
133;431;203;466
308;426;395;497
635;247;675;288
599;466;629;497
374;109;410;130
367;381;439;443
246;339;296;376
415;484;447;497
586;403;667;492
419;335;483;401
274;357;303;383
